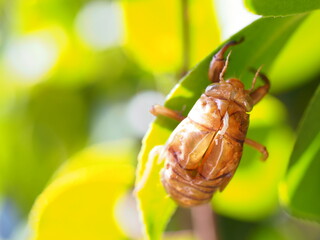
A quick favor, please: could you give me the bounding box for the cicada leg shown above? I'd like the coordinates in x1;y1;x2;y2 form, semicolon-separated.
134;145;164;193
208;38;243;83
150;104;185;122
245;69;270;160
249;69;270;105
244;138;268;161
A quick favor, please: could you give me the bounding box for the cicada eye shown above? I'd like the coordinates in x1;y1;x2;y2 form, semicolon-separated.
205;84;219;93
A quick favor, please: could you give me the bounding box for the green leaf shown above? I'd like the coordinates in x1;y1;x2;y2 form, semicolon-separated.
244;0;320;16
135;149;176;240
136;14;307;239
29;141;135;240
280;84;320;222
269;10;320;92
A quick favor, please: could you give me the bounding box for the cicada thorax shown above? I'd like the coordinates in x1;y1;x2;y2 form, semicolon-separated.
161;82;250;207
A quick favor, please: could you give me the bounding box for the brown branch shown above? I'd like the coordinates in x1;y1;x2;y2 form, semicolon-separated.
191;204;219;240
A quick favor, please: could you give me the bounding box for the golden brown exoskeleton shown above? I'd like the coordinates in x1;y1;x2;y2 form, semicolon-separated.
143;40;270;207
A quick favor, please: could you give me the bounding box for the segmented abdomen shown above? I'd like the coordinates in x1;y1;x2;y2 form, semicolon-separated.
161;94;249;207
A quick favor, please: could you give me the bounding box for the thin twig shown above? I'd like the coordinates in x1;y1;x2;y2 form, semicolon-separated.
179;0;191;78
191;204;219;240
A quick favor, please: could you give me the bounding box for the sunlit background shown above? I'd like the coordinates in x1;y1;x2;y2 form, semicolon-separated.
0;0;319;239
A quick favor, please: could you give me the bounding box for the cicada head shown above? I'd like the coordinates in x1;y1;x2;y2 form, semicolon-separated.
205;79;253;112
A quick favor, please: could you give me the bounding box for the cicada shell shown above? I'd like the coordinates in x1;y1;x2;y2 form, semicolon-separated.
149;40;270;207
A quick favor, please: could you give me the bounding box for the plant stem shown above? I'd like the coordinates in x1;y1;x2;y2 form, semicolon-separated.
191;204;219;240
179;0;191;78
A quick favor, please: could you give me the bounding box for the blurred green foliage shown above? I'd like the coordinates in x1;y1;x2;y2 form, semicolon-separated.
281;84;320;222
0;0;319;239
245;0;320;16
30;142;135;240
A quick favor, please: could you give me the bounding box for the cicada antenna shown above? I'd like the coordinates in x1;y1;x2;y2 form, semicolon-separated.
219;50;232;82
249;65;263;92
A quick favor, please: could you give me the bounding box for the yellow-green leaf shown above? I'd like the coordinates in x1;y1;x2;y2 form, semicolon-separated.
245;0;320;16
135;149;176;240
280;84;320;222
29;141;135;240
136;14;307;239
269;10;320;92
